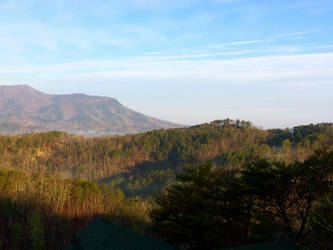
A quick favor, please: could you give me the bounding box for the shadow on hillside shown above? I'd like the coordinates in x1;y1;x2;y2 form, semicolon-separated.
98;156;216;197
97;158;181;197
0;196;95;250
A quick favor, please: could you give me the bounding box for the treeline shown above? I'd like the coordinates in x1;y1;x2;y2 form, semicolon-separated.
0;169;150;249
0;119;332;249
152;150;333;249
0;119;266;179
0;119;332;196
108;121;333;197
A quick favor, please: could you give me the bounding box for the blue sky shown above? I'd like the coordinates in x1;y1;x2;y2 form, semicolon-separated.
0;0;332;128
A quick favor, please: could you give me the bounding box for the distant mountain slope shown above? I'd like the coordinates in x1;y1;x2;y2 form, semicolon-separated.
0;85;182;135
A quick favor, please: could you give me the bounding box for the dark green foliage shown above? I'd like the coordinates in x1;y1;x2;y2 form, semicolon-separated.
267;123;333;146
151;150;333;249
151;162;251;249
11;222;23;249
29;209;45;250
309;200;333;249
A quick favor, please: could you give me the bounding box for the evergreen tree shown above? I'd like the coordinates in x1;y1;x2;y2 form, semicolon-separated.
28;209;45;250
11;222;23;249
151;162;250;249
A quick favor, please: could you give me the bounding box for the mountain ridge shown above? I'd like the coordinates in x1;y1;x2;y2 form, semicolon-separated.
0;85;183;135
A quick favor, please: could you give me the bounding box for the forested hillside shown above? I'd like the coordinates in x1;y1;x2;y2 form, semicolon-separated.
0;119;332;197
0;119;333;249
0;169;150;249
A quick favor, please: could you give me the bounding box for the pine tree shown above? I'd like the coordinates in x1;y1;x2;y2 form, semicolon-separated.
28;209;45;250
11;222;23;249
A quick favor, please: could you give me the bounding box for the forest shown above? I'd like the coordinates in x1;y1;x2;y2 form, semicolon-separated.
0;119;332;249
152;150;333;249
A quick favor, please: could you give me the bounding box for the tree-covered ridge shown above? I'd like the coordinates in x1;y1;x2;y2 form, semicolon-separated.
0;120;332;196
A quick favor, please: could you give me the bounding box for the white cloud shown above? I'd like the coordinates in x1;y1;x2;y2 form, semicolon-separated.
273;30;321;38
2;52;332;128
1;52;332;84
214;0;244;3
313;44;333;49
130;0;196;9
206;40;262;49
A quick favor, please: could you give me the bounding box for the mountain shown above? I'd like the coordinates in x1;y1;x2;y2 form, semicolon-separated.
0;85;182;135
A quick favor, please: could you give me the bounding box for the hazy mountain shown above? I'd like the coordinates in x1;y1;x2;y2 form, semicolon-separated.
0;85;182;135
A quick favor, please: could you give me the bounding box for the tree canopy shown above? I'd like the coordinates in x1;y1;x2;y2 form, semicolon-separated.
151;150;333;249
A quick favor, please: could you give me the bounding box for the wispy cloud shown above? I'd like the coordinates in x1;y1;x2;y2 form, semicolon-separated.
282;1;333;15
2;52;332;128
206;40;262;49
273;30;321;38
313;44;333;49
1;52;333;82
214;0;245;4
130;0;196;9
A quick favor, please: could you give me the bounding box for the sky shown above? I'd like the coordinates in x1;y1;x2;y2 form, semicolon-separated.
0;0;332;128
